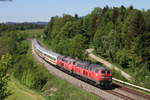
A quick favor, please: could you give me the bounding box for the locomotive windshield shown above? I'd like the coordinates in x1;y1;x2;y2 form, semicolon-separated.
107;70;111;74
101;70;106;74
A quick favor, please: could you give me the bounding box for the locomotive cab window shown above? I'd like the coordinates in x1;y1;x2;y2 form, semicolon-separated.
101;70;106;74
107;70;111;74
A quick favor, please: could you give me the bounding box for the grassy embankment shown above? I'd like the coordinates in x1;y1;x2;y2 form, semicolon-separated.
6;76;45;100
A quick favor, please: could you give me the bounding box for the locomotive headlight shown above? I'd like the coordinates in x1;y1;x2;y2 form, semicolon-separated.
96;73;98;76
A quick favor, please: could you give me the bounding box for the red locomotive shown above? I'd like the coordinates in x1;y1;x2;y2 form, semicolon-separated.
33;39;112;87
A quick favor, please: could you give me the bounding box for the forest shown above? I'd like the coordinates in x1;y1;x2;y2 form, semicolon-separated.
44;6;150;89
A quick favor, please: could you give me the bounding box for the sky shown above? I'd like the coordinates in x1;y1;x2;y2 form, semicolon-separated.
0;0;150;22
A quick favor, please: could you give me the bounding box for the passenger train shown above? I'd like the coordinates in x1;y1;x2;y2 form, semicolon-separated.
32;39;112;87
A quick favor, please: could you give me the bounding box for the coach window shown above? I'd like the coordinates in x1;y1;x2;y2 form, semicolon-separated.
48;55;56;61
81;64;84;68
78;64;83;68
78;64;81;68
57;57;61;60
86;66;89;70
88;66;92;70
83;65;86;69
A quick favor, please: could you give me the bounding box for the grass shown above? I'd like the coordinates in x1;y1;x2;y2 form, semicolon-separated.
42;75;101;100
5;76;46;100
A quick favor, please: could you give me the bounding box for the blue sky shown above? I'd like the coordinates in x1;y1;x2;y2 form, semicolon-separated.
0;0;150;22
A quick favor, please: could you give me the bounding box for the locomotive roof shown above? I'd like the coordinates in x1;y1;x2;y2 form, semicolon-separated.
89;64;107;70
76;60;90;66
62;57;76;62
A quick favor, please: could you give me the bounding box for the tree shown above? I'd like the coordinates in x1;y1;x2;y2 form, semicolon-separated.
75;14;79;19
102;5;109;14
129;5;134;10
126;10;145;38
140;32;150;61
0;54;12;100
60;21;82;39
112;7;119;24
70;34;87;59
144;10;150;32
44;17;55;40
0;36;16;57
123;10;145;50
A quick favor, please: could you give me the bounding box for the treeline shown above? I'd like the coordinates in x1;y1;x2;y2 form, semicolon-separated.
0;23;44;35
44;6;150;88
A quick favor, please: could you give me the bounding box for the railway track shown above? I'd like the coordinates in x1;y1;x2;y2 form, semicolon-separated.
31;41;150;100
105;83;150;100
106;90;134;100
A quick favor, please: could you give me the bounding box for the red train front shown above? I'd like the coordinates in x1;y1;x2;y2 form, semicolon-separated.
57;56;112;87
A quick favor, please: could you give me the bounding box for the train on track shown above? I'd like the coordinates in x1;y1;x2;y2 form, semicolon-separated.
32;39;112;87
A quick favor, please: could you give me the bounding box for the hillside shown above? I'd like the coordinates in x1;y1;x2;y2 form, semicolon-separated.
6;76;45;100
